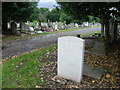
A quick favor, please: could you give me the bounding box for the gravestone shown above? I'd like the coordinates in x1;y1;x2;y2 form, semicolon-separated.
75;23;79;27
11;22;17;35
7;22;11;29
58;36;85;83
55;24;58;31
21;22;28;30
28;27;34;32
36;31;43;34
83;22;89;27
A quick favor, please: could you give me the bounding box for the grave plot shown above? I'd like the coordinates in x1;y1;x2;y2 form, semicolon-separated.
39;41;120;88
58;36;85;83
57;36;106;83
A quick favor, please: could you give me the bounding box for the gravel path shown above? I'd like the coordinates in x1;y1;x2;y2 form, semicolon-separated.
2;27;101;59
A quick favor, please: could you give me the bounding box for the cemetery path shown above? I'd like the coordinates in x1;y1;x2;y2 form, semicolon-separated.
2;26;101;59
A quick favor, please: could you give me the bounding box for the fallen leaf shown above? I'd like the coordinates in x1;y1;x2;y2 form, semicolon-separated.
92;80;95;83
35;85;41;88
105;74;111;78
18;85;22;87
27;84;30;86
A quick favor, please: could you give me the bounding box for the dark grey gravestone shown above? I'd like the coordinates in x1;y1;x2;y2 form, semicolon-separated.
92;41;106;56
92;49;106;56
93;46;106;51
95;41;105;46
83;64;106;80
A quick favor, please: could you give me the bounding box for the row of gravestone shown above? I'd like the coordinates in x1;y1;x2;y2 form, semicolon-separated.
7;21;101;36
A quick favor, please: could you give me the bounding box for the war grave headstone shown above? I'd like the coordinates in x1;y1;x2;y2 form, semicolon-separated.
58;36;85;83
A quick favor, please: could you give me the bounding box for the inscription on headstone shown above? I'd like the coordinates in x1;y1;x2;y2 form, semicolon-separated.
58;36;85;83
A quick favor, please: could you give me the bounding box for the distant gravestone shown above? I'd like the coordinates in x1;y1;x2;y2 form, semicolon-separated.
58;36;85;83
21;23;28;30
55;24;58;31
28;27;34;32
36;31;43;33
11;22;17;35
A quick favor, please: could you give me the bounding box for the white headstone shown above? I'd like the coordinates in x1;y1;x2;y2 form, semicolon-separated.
75;23;79;27
55;25;58;30
58;36;85;83
17;23;20;28
7;22;11;29
83;22;89;27
29;27;34;32
36;31;43;33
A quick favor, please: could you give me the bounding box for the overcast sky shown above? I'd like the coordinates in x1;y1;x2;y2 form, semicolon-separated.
37;0;59;10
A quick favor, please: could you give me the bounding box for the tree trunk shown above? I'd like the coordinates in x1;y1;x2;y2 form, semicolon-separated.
101;21;105;38
39;21;41;27
2;21;8;34
109;18;114;43
100;15;105;39
104;18;110;51
114;21;118;42
20;22;22;29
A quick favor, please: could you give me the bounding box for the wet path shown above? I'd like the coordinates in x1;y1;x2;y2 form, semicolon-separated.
2;27;101;59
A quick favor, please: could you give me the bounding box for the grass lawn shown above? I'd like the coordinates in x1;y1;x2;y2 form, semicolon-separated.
2;31;101;88
2;44;57;88
3;26;100;43
81;31;101;38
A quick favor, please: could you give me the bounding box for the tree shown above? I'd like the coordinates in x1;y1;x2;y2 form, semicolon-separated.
57;2;120;46
59;11;74;24
2;2;38;33
48;8;60;22
87;16;100;23
38;8;50;23
33;8;50;27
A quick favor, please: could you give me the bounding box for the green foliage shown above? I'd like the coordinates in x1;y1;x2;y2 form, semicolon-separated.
59;11;73;24
81;31;101;38
37;8;50;22
57;2;120;20
48;8;60;22
33;20;38;24
2;2;38;22
57;2;120;43
88;16;100;23
21;7;50;22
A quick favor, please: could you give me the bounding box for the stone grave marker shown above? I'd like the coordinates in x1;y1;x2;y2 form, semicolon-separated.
58;36;85;83
11;22;17;35
55;24;58;31
21;23;28;30
28;27;34;32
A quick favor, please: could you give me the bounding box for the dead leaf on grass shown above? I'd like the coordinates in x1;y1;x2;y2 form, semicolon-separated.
18;85;22;87
92;80;95;83
105;74;111;78
35;85;41;88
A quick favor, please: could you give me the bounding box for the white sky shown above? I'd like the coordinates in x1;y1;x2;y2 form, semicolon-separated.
39;0;56;2
37;0;59;10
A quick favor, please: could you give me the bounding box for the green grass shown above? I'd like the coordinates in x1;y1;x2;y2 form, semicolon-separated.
81;31;101;38
3;26;100;43
2;44;57;88
2;31;102;88
0;66;2;90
